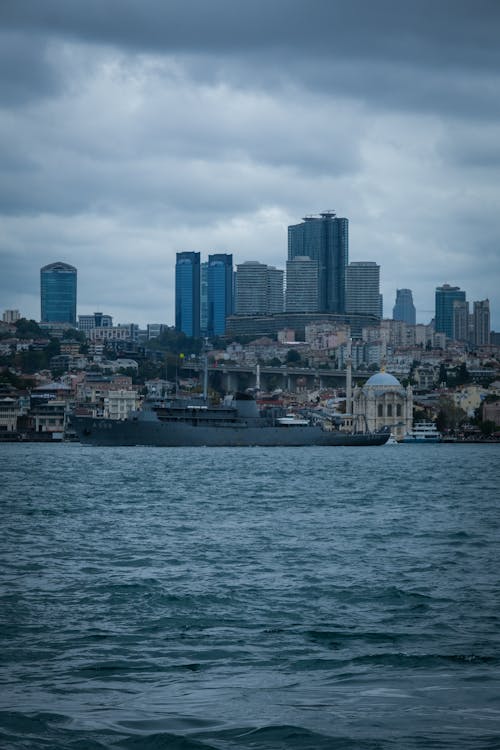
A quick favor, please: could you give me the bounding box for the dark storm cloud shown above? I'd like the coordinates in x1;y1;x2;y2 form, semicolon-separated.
2;0;500;117
2;0;499;66
0;0;499;327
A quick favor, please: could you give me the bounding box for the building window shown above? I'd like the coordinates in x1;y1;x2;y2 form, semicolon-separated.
387;404;392;417
378;404;383;417
397;404;402;417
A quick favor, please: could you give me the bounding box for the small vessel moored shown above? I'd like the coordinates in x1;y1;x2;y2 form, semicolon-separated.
402;421;442;443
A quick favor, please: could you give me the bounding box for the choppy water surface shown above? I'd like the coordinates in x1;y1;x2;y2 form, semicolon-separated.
1;443;500;749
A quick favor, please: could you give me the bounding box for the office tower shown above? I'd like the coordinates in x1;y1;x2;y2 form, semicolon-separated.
452;299;469;342
393;289;416;325
288;211;348;313
472;299;490;346
435;284;466;339
175;252;200;338
345;262;381;318
40;262;77;326
235;261;283;315
235;262;269;315
200;262;208;336
2;309;21;324
285;256;319;312
267;266;284;314
207;253;233;337
78;312;113;333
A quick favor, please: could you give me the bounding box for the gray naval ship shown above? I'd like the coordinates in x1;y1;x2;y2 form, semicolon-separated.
70;392;389;447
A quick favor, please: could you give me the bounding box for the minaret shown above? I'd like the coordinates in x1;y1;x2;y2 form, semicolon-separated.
345;339;352;417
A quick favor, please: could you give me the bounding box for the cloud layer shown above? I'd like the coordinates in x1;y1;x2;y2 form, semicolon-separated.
1;0;499;327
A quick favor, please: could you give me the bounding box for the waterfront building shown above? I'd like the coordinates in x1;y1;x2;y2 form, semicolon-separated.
207;253;233;337
345;262;381;318
2;309;21;324
288;211;348;313
435;284;466;339
392;289;416;325
285;256;319;312
78;312;113;334
472;299;490;346
175;252;201;338
352;371;413;441
40;262;77;326
103;389;140;420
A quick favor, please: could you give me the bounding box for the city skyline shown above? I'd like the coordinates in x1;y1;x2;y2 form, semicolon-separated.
1;1;500;328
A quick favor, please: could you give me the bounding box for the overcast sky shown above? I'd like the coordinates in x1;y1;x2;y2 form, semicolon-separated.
1;0;499;329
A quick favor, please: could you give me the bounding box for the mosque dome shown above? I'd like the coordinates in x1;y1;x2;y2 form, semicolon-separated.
364;372;402;387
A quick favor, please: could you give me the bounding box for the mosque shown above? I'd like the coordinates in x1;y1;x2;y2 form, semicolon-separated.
351;370;413;440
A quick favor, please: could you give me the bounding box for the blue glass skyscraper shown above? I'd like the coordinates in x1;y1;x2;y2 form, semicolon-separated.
435;284;466;339
393;289;416;325
175;252;201;338
40;262;77;325
207;253;233;337
288;211;348;313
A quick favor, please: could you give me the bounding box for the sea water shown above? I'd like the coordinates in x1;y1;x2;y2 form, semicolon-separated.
1;443;500;749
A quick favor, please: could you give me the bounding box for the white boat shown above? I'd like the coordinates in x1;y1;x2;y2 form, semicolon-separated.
402;421;442;443
385;434;399;445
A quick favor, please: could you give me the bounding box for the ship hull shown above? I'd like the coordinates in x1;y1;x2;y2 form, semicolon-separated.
71;416;389;447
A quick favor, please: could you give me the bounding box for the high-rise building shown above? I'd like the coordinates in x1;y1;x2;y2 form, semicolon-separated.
207;253;233;337
40;262;77;326
392;289;416;325
435;284;466;339
200;262;208;336
285;256;319;312
288;211;348;313
175;252;200;338
452;299;469;342
235;262;267;315
472;299;490;346
345;262;381;318
2;309;21;324
267;266;284;314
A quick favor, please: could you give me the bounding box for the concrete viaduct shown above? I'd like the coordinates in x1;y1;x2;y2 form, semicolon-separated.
179;362;372;393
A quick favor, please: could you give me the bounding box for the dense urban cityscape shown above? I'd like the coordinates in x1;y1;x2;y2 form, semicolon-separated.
1;211;499;442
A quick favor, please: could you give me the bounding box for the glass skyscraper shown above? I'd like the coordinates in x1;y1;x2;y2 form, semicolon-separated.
288;212;348;313
175;252;201;338
435;284;466;339
40;262;77;325
207;253;233;337
393;289;416;325
345;261;381;318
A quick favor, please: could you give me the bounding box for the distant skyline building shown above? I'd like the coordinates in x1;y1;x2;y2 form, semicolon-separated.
452;299;469;342
473;299;490;346
175;251;200;338
78;312;113;333
435;284;466;339
285;256;319;312
200;262;208;335
392;288;416;325
345;261;381;318
288;211;348;313
267;266;284;314
40;262;77;326
235;261;284;316
207;253;233;337
2;309;21;324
